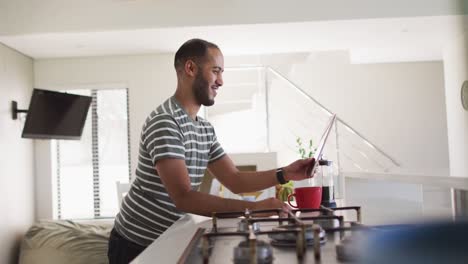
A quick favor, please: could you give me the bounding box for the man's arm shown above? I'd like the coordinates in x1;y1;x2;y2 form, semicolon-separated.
207;155;315;194
155;158;286;216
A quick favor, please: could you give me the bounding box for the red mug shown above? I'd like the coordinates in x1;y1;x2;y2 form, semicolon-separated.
287;187;322;209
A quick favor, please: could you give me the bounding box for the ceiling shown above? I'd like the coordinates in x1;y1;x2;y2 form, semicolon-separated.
0;0;466;63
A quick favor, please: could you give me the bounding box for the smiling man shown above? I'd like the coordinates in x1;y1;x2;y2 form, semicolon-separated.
108;39;315;264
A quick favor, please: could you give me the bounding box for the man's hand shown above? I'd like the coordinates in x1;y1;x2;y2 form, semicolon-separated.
283;158;316;181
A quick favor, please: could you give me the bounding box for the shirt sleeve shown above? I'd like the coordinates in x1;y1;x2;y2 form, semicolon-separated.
142;114;186;164
208;132;226;163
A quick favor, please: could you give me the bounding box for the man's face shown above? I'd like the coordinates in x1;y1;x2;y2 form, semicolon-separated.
192;48;224;106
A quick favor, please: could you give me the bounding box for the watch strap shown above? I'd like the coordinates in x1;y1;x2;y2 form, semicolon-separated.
276;167;288;184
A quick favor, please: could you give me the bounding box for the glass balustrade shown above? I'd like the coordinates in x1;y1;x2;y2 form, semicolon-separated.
204;66;399;200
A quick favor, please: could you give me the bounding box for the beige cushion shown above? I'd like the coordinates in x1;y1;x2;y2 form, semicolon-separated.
19;220;113;264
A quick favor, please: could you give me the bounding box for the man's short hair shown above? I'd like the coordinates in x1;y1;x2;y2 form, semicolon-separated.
174;39;219;72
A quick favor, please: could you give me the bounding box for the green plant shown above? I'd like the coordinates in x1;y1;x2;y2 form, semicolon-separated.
277;137;316;202
276;180;294;201
296;137;315;159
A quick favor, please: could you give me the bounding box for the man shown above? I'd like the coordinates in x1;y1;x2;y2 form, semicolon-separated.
108;38;315;264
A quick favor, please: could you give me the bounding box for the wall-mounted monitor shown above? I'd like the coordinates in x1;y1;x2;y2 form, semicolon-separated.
21;89;92;140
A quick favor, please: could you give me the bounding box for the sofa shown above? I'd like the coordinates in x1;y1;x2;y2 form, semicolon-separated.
19;219;113;264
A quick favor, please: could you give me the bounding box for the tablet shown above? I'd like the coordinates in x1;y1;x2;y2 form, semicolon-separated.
308;114;337;177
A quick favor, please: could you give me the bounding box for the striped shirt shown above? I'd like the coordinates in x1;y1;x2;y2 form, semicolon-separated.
114;96;225;246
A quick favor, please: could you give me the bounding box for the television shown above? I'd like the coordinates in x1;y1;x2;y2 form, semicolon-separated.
22;89;92;140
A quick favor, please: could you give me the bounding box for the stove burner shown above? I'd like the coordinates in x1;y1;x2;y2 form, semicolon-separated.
313;209;337;229
177;207;362;263
268;224;326;243
237;220;260;233
270;238;325;247
233;240;273;264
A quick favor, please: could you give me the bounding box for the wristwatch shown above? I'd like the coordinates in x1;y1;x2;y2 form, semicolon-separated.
276;168;289;184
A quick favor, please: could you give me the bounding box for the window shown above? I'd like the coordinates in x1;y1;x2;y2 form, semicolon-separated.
54;89;131;219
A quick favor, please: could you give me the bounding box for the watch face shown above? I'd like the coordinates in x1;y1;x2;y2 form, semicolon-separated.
462;81;468;111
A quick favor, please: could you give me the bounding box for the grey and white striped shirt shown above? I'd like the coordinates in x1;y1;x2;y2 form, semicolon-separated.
114;96;225;246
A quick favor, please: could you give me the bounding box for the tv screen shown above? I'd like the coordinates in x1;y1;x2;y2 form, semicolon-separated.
22;89;92;140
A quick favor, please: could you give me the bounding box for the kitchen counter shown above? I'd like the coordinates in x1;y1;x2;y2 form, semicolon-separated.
343;172;468;221
132;214;210;264
343;172;468;190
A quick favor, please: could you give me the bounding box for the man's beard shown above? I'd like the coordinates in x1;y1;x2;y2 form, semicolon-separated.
192;71;215;106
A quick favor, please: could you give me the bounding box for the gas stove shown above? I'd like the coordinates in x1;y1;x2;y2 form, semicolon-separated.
177;206;365;264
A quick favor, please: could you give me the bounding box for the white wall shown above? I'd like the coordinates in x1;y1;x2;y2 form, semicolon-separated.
442;33;468;177
285;51;448;174
0;43;35;264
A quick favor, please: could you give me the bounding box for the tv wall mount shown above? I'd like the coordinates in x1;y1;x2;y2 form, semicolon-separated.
11;101;28;120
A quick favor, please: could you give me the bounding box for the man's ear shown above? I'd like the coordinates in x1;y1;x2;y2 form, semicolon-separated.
185;60;198;77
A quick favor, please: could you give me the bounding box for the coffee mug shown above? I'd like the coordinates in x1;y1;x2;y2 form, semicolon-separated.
287;186;322;209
